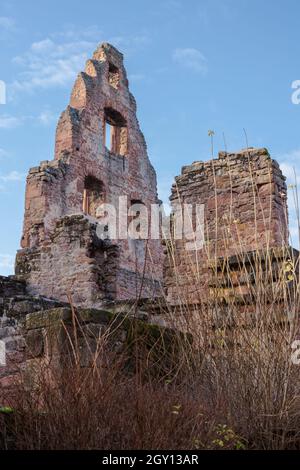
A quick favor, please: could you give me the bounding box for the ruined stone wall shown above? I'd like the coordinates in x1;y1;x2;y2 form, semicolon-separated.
16;43;163;305
0;276;26;301
16;215;160;306
0;275;63;394
0;273;164;400
164;148;289;304
0;294;183;404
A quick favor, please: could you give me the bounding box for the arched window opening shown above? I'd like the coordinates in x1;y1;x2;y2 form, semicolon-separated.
104;107;127;156
129;199;146;236
83;176;105;218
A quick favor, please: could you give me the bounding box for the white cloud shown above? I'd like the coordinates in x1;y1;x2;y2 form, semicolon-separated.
12;50;91;92
38;110;58;126
0;254;14;270
280;162;296;182
0;112;50;129
11;34;97;93
0;170;24;194
10;27;151;95
278;149;300;183
0;114;22;129
0;171;24;182
172;47;207;73
30;38;55;53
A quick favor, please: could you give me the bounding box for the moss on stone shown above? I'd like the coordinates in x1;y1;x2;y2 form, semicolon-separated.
25;308;71;330
77;308;115;324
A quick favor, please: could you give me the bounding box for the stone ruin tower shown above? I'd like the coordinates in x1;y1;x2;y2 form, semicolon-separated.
164;148;291;305
15;43;163;307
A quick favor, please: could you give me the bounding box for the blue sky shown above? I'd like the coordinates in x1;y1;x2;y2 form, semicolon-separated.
0;0;300;275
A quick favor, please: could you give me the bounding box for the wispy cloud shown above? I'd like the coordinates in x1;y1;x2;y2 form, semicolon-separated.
128;73;145;82
278;149;300;183
38;110;58;126
11;38;93;92
0;16;15;31
10;25;102;93
0;114;22;129
0;170;25;194
0;16;17;42
0;111;61;129
52;25;103;41
109;34;151;54
0;148;9;158
172;47;207;74
10;27;151;95
0;171;25;182
279;149;300;161
0;254;14;270
150;0;183;19
280;162;296;182
277;149;300;248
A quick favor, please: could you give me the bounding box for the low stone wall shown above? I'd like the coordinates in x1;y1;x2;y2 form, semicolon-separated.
0;276;26;303
0;275;65;396
0;296;188;404
23;306;185;375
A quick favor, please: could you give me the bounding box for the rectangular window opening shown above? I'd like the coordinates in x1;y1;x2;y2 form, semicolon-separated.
105;121;112;151
103;108;128;156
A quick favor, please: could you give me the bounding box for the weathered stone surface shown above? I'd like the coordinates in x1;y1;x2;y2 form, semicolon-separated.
0;290;65;399
16;43;164;306
164;148;290;304
25;329;45;358
0;276;26;300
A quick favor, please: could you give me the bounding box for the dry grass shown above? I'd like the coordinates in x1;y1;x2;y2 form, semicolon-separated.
1;250;300;450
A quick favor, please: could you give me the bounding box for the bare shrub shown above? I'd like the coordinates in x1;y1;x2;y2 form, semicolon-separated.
1;152;300;450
